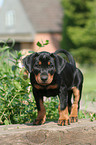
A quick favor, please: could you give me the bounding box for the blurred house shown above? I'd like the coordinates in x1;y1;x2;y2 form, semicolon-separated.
0;0;63;53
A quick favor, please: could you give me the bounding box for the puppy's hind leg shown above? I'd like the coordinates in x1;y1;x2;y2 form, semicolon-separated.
69;87;80;123
68;90;73;114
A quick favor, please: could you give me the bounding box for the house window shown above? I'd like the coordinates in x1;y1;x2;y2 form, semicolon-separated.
0;0;4;8
5;10;15;27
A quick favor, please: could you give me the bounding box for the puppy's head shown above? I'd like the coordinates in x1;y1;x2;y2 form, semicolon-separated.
32;52;56;85
23;51;66;85
23;52;55;85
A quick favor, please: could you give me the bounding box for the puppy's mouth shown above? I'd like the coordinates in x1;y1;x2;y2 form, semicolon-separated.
35;73;54;86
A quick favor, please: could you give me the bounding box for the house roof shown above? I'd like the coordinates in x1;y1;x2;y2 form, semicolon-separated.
21;0;63;33
0;0;63;42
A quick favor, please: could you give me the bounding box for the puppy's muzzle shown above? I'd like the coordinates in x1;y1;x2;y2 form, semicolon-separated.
40;72;48;82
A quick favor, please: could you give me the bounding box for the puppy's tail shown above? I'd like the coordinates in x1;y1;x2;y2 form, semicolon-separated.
54;49;76;67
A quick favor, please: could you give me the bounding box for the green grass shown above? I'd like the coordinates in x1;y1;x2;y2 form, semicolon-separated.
81;65;96;102
78;65;96;120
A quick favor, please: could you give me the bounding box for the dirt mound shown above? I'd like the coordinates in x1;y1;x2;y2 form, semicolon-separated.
0;119;96;145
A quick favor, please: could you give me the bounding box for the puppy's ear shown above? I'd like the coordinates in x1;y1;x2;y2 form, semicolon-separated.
50;53;66;74
23;53;38;73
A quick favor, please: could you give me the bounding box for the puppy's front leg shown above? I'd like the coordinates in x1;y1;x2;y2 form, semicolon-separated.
33;95;46;125
58;87;70;126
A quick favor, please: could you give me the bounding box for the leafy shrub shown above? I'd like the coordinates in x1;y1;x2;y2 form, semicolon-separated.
78;110;96;121
61;0;96;64
44;96;59;121
70;47;96;64
0;43;37;125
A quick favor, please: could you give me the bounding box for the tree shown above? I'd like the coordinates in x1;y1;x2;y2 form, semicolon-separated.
61;0;96;64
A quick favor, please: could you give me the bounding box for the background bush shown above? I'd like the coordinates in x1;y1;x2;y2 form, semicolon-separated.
0;42;37;125
61;0;96;64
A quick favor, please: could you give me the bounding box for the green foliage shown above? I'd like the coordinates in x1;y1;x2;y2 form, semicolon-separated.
37;40;49;47
78;111;96;121
28;40;49;53
71;47;96;64
0;42;37;125
61;0;96;64
82;65;96;102
44;97;59;121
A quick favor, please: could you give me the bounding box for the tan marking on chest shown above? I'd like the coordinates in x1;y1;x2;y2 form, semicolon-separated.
34;84;58;90
46;84;58;90
34;84;44;89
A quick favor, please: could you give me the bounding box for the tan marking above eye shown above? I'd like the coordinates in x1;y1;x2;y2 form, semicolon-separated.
39;61;42;65
48;61;51;65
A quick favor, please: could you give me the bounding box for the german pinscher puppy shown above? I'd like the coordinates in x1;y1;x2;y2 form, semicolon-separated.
23;49;83;126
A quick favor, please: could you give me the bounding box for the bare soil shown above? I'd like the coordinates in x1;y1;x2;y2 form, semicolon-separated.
0;119;96;145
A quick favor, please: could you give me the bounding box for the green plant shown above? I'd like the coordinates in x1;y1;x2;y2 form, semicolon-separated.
61;0;96;64
78;110;90;119
0;41;37;125
70;47;96;64
29;40;49;53
78;110;96;121
44;96;59;121
37;40;49;47
90;113;96;122
82;65;96;102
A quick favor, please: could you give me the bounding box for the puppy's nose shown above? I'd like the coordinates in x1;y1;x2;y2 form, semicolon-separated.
41;75;48;82
41;73;48;82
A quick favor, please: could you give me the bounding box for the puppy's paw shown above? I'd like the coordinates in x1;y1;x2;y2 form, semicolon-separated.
69;116;78;123
33;119;45;125
69;104;78;123
58;119;70;126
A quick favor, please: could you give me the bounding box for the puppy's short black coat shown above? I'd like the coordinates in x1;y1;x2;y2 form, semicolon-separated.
23;49;83;126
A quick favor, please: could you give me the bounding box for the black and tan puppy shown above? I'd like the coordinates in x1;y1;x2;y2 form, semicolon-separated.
23;49;83;126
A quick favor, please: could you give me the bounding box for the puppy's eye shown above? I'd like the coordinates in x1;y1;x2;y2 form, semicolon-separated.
39;61;42;65
48;61;51;65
